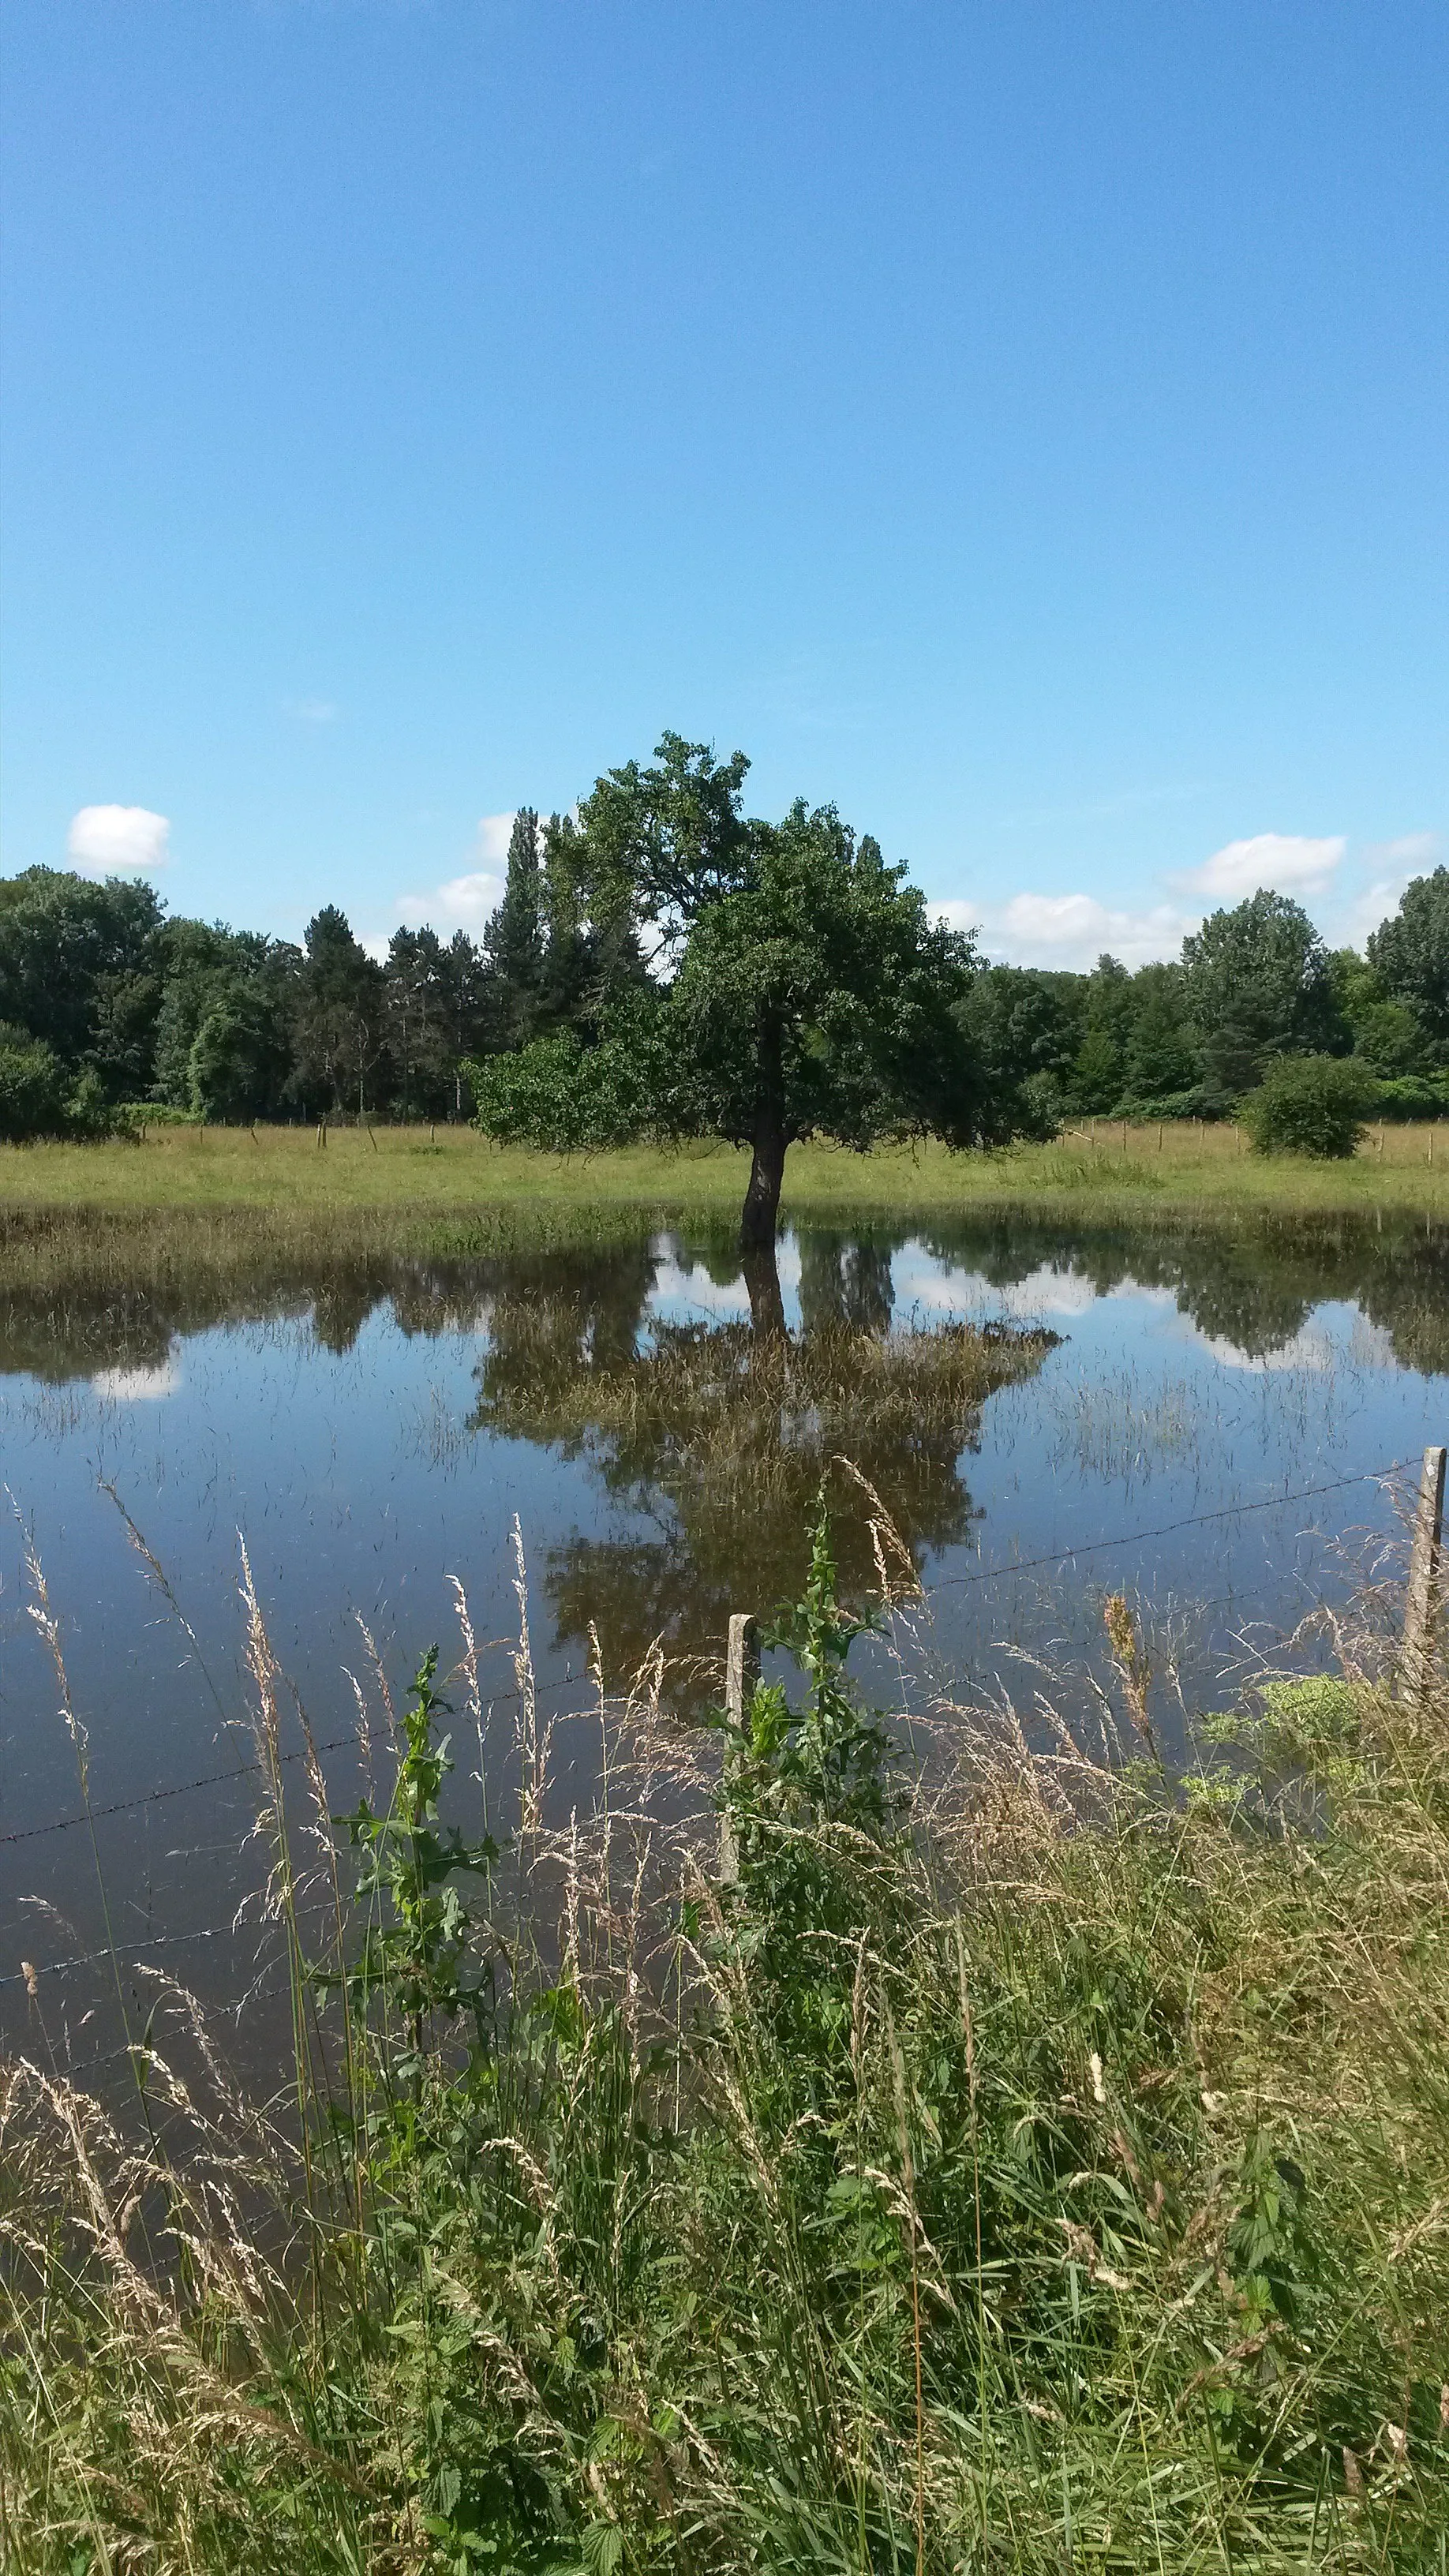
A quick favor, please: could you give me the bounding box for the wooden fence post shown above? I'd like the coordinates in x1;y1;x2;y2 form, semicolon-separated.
719;1612;759;1885
1402;1445;1447;1702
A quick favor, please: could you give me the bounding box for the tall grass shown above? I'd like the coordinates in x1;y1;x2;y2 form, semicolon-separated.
0;1118;1446;1237
5;1512;1449;2570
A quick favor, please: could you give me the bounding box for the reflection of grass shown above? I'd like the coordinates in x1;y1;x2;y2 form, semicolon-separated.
1049;1368;1199;1481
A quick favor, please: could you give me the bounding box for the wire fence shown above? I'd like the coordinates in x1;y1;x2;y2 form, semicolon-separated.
1;1456;1412;1878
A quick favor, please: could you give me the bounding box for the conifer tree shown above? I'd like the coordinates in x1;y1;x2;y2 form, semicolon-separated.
482;809;545;1048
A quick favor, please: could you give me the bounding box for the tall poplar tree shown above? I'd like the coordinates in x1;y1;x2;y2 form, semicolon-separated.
483;809;545;1048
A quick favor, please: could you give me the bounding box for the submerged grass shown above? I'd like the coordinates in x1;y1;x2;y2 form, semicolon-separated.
5;1512;1449;2570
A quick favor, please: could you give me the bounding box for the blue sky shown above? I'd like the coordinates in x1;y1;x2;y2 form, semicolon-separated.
3;1;1446;968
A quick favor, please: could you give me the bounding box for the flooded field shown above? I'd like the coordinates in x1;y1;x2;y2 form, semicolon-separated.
4;1208;1447;2063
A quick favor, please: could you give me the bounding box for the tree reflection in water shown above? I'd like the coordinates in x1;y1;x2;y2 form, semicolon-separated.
469;1231;1055;1673
5;1206;1449;1672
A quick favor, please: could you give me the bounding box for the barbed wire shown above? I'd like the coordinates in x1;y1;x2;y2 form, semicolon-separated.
0;1919;249;1991
0;1666;591;1850
930;1460;1408;1593
2;1458;1410;1858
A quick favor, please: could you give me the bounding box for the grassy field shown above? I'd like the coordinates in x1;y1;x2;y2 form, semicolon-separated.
0;1116;1445;1243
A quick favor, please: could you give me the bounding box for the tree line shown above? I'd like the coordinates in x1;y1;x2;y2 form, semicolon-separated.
2;733;1448;1158
0;805;647;1136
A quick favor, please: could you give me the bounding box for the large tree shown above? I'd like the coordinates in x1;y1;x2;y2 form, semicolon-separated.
1368;867;1449;1056
481;809;546;1050
469;736;1010;1301
294;907;387;1114
0;867;167;1098
1181;890;1345;1097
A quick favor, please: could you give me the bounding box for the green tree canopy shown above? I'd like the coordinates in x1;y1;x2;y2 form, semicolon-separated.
1125;963;1200;1103
1181;890;1344;1098
1367;867;1449;1054
481;810;546;1049
470;736;1010;1281
0;867;167;1096
294;907;387;1114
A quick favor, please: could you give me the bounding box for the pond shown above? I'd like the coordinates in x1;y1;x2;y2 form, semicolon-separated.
3;1208;1447;2068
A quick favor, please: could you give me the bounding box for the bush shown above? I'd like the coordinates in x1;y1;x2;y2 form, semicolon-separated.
1370;1072;1449;1121
1238;1052;1375;1158
0;1024;66;1140
64;1067;127;1140
466;999;690;1153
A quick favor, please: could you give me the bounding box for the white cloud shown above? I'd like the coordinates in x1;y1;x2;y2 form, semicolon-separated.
392;815;519;937
393;869;505;934
940;893;1193;972
286;696;339;725
1327;841;1439;951
1179;832;1345;901
66;804;170;872
1365;832;1440;871
476;812;516;866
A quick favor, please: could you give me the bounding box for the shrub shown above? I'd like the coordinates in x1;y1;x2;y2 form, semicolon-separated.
64;1067;127;1140
0;1024;66;1140
1238;1052;1375;1158
1371;1072;1449;1121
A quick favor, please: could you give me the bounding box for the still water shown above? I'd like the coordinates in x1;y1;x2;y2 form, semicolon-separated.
3;1211;1447;2061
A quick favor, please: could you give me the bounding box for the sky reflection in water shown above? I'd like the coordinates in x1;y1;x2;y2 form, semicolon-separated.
3;1212;1447;2052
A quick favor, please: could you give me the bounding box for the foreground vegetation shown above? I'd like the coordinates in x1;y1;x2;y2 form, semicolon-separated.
6;1512;1449;2570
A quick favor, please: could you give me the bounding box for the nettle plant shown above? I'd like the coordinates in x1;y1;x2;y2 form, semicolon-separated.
713;1501;904;1996
340;1645;498;2099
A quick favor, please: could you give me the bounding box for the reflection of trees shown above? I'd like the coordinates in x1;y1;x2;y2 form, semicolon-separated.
469;1240;1053;1673
912;1213;1449;1372
6;1202;1447;1387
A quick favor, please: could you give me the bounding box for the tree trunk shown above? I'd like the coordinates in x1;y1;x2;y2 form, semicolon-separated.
742;1237;787;1339
740;1118;786;1252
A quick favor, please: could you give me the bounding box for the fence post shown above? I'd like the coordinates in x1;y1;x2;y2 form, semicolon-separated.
719;1612;759;1885
1402;1445;1447;1701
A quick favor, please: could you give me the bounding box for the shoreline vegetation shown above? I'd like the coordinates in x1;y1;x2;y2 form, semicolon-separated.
2;1124;1444;1376
6;1518;1449;2568
1;1117;1446;1241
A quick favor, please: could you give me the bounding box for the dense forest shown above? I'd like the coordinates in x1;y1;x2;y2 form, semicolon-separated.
2;771;1449;1140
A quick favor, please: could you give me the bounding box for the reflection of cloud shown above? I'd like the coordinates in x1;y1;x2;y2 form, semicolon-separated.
91;1351;182;1401
650;1258;752;1322
67;804;170;872
1174;1303;1392;1375
1178;832;1344;902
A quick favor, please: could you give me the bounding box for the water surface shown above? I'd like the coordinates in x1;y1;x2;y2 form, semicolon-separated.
4;1210;1446;2064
